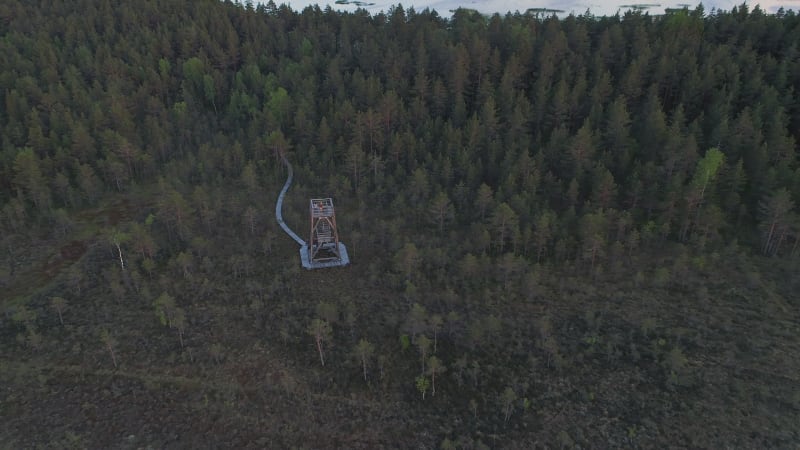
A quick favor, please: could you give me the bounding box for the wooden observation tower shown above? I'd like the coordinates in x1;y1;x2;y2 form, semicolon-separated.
299;198;349;269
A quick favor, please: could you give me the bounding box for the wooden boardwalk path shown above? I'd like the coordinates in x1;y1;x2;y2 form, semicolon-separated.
275;156;306;247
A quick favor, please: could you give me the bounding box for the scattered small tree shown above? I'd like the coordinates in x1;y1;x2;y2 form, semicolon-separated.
12;305;40;350
172;307;187;348
354;338;375;382
209;343;224;364
154;292;176;325
308;319;332;366
26;329;43;351
141;258;156;278
107;228;130;271
316;301;339;325
399;334;411;352
475;183;494;221
428;356;446;396
100;329;118;368
12;305;37;328
153;292;187;347
415;375;430;400
429;191;454;234
429;314;443;353
760;188;795;256
501;387;517;423
406;303;428;338
174;251;193;278
50;296;67;326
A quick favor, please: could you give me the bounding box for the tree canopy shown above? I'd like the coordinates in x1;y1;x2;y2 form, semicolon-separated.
1;1;799;448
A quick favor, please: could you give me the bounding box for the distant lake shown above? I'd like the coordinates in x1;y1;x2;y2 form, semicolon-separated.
264;0;798;17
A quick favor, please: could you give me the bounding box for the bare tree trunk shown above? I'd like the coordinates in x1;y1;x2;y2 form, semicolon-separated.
775;228;788;256
107;344;117;368
115;243;125;270
362;357;367;381
763;222;776;255
316;336;325;366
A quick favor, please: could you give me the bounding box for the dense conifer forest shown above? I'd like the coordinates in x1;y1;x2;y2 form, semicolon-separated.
1;0;799;447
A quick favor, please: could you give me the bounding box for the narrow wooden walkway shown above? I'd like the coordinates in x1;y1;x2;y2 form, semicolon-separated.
275;156;306;247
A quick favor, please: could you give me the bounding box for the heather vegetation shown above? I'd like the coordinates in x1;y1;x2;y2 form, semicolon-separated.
1;0;799;447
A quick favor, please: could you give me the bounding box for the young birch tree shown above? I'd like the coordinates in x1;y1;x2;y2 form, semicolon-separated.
308;319;332;366
354;338;375;382
100;329;118;368
108;228;130;271
50;296;66;326
427;356;446;396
